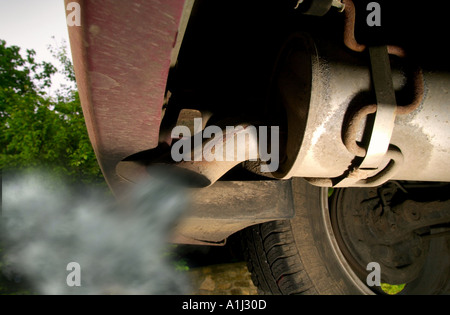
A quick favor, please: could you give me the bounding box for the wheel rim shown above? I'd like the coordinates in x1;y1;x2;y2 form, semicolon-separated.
319;187;375;295
327;183;450;294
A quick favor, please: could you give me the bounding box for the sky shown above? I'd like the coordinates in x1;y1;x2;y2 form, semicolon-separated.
0;0;73;92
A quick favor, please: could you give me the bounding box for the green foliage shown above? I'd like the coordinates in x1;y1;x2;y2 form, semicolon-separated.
0;39;104;185
328;187;334;197
381;283;406;295
174;259;190;272
47;37;76;84
164;245;190;272
0;39;107;294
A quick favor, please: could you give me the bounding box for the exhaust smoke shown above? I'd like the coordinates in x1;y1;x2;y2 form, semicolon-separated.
1;170;190;295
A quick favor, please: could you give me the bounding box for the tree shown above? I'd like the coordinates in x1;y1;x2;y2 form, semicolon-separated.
0;39;104;185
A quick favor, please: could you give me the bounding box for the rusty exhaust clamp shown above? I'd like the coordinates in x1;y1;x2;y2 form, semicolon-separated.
302;0;425;188
271;0;448;187
335;0;424;187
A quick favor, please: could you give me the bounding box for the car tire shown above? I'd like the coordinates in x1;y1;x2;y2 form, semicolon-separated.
242;178;450;295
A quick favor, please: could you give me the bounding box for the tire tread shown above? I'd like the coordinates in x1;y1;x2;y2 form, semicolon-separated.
242;220;318;295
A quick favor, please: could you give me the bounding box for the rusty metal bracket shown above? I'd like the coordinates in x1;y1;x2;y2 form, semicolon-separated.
334;1;424;187
342;0;406;57
361;45;398;169
335;45;401;187
334;145;404;188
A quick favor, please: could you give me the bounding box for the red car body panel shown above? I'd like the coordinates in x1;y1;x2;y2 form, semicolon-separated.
66;0;185;193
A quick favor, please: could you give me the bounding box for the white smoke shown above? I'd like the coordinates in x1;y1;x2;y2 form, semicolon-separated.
1;170;190;295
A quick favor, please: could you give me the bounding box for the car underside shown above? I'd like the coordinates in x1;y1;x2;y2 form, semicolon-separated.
66;0;450;294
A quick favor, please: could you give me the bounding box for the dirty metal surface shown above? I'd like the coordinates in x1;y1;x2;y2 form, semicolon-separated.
274;34;450;183
172;180;295;244
66;0;186;194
